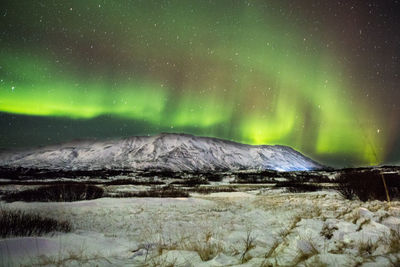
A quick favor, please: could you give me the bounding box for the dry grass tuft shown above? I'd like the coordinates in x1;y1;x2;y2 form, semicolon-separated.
320;223;338;240
0;208;71;238
180;233;223;261
357;239;378;256
240;230;256;263
293;239;320;265
381;228;400;253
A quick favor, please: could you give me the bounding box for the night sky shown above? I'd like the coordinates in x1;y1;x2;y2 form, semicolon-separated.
0;1;399;167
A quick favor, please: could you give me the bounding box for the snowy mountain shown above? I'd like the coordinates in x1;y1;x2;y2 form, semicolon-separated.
0;133;324;172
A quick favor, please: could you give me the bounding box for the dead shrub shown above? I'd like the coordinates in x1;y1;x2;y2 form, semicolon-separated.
3;184;104;202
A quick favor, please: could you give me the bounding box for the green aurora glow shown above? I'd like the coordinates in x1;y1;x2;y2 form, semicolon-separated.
1;1;397;166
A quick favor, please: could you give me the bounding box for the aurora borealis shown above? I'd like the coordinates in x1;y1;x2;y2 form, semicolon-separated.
1;1;399;167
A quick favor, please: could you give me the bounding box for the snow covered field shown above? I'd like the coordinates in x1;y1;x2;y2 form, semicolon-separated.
1;188;400;266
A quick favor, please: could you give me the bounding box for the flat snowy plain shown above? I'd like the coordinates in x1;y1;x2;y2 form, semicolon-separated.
1;185;400;267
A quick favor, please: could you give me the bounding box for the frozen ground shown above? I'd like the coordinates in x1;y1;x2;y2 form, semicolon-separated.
1;189;400;266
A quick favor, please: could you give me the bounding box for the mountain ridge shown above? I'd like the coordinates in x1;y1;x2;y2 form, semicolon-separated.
0;133;325;172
